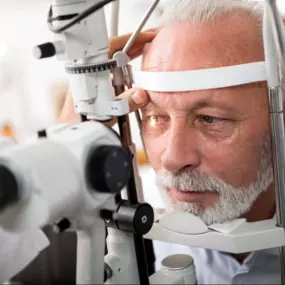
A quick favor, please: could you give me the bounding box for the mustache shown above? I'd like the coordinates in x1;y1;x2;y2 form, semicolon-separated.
156;169;225;192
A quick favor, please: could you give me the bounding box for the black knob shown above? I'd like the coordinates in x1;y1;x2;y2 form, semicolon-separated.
114;201;154;235
53;218;71;233
38;129;47;138
33;42;56;59
104;263;112;282
86;145;132;194
0;165;19;212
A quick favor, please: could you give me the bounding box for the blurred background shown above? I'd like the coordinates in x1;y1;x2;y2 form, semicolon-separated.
0;0;284;205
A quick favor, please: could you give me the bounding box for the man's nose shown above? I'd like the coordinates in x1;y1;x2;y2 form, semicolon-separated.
161;125;200;173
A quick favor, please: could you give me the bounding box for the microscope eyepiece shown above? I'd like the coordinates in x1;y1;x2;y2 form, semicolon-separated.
0;165;19;212
86;145;132;194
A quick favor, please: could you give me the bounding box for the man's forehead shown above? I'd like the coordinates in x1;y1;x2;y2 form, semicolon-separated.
142;19;264;72
143;82;267;113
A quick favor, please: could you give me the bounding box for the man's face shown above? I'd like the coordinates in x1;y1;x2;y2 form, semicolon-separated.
141;16;273;225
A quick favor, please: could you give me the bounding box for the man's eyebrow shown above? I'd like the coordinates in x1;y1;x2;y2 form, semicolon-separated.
142;96;238;113
190;98;237;112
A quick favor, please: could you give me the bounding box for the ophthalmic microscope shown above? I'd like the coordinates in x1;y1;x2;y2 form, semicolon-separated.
0;0;285;284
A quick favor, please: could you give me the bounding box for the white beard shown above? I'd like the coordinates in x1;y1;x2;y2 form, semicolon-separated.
155;137;273;225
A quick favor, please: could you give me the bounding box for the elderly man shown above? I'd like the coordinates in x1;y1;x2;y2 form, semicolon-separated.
8;0;282;283
59;0;281;283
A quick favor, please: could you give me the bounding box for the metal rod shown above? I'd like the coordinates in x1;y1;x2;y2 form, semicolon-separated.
263;1;285;283
112;67;152;283
267;0;285;59
268;87;285;227
279;247;285;284
109;0;120;37
116;114;150;285
110;1;160;282
113;72;153;283
122;0;159;54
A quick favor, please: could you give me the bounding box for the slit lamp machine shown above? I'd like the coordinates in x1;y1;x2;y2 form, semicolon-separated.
0;0;284;284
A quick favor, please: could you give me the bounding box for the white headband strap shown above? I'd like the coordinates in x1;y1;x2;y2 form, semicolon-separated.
131;61;267;92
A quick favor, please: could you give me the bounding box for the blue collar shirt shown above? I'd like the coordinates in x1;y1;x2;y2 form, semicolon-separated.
154;241;281;284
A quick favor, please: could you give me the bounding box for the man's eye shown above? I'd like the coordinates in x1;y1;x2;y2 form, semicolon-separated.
149;115;157;126
143;115;169;127
141;115;169;136
200;115;222;124
146;115;165;125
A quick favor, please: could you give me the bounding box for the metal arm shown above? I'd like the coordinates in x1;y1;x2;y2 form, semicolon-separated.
263;1;285;283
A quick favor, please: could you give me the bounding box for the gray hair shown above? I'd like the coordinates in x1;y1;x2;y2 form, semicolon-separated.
155;1;285;89
156;0;285;86
159;0;264;25
158;0;264;40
